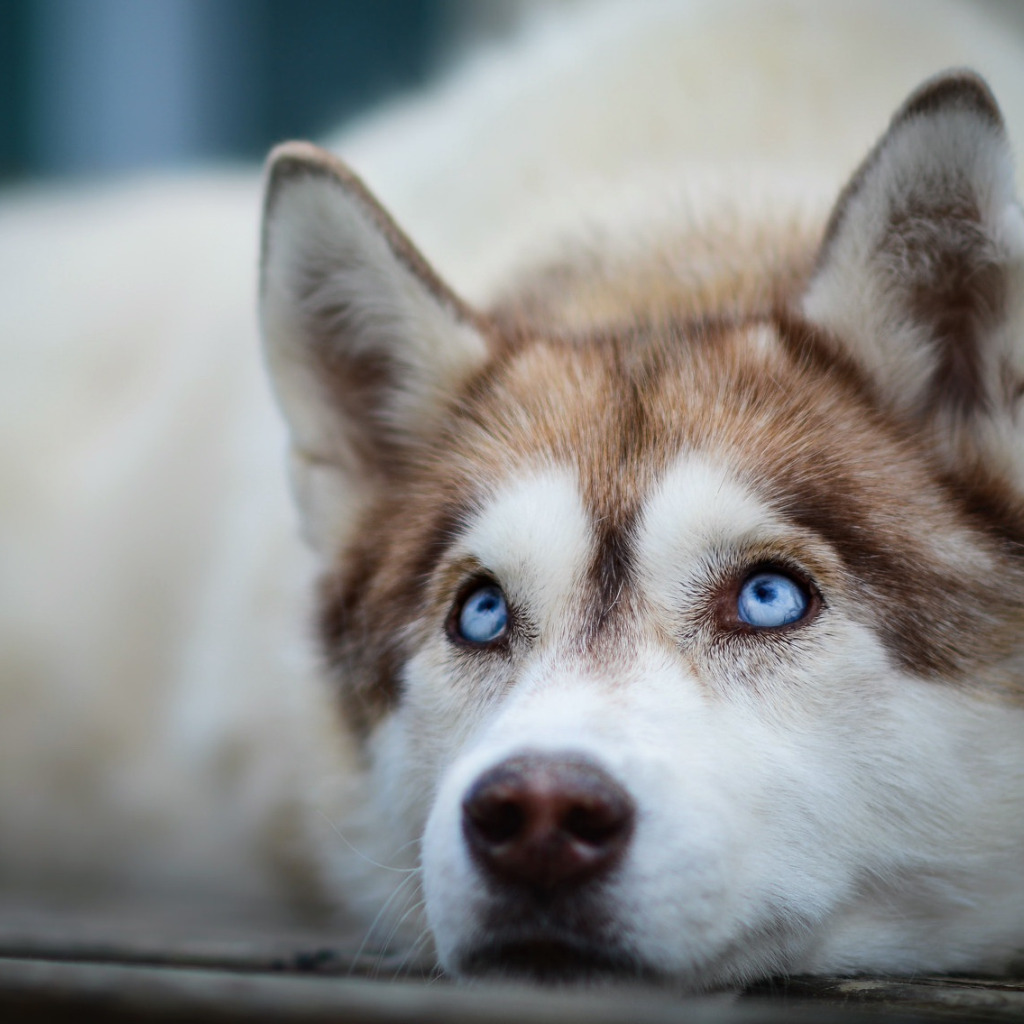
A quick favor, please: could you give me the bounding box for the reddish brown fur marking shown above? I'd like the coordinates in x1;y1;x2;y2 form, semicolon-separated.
318;542;397;740
888;199;1005;418
899;70;1003;129
589;509;640;639
319;304;1024;740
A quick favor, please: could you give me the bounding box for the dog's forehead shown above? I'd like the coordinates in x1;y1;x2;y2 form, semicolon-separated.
445;317;862;517
447;320;793;532
452;452;805;612
429;320;818;609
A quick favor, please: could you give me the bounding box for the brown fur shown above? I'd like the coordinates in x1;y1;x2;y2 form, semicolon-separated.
319;278;1024;735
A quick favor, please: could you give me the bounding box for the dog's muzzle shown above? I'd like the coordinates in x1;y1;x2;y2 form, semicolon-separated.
451;751;643;981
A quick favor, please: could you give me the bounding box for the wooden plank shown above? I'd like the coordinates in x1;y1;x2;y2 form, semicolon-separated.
0;956;896;1024
6;955;1024;1023
751;975;1024;1020
1;906;1022;1022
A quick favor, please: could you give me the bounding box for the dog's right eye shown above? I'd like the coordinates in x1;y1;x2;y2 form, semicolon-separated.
451;583;509;647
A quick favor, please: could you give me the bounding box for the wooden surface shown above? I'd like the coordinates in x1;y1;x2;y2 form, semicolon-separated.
1;907;1021;1023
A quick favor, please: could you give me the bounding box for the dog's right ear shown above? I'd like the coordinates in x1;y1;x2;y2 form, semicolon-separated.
260;143;490;553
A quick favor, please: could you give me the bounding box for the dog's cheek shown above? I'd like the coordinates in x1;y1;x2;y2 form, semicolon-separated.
399;645;516;770
618;703;844;974
360;644;514;875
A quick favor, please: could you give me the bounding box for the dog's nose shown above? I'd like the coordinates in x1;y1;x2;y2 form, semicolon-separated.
462;755;635;891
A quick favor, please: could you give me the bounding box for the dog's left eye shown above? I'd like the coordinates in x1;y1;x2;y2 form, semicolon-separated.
736;571;810;628
453;584;509;646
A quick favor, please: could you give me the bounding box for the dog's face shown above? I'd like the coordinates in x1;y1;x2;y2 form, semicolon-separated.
260;73;1024;988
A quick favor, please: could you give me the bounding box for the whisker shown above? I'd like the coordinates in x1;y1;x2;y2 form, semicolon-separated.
389;922;434;981
375;894;427;976
316;807;419;874
348;872;419;974
424;959;448;986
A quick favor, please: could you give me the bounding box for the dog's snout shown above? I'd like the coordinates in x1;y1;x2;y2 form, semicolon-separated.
462;755;635;891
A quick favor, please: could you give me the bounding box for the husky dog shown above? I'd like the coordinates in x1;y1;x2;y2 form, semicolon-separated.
4;0;1024;998
259;68;1024;988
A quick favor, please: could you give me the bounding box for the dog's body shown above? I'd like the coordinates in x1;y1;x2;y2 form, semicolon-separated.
4;0;1024;991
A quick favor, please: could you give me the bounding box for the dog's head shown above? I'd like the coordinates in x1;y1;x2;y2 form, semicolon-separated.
260;72;1024;988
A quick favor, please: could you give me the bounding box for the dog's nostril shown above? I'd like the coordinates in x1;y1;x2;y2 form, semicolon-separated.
467;796;525;846
562;801;622;846
461;754;635;891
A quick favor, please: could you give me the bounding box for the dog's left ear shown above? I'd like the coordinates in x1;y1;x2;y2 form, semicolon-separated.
260;143;490;553
802;70;1024;462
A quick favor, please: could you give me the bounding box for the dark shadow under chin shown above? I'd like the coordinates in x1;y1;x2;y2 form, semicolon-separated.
456;937;666;986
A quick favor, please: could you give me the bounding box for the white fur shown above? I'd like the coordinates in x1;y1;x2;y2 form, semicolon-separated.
458;468;595;640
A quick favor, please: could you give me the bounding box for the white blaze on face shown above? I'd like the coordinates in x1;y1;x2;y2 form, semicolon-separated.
457;466;596;640
636;454;788;607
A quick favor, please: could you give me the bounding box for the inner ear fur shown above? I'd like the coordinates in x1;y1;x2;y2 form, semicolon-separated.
259;142;490;553
802;70;1024;448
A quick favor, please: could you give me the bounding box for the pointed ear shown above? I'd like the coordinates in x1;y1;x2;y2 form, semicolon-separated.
260;143;490;553
802;71;1024;455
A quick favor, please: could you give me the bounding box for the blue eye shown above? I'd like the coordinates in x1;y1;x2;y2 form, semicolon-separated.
455;584;509;646
736;571;810;629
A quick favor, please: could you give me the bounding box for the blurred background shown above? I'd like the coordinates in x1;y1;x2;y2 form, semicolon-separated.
0;0;540;183
5;0;1024;185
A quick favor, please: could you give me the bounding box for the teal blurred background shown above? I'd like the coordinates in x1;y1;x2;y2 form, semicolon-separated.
0;0;489;181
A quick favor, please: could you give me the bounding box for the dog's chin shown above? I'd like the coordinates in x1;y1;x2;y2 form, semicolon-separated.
454;936;662;986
